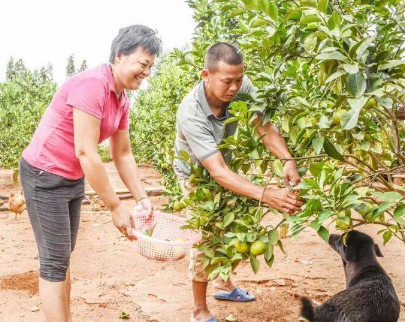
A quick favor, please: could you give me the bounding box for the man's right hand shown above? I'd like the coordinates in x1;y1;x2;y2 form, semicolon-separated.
262;188;303;214
111;203;137;240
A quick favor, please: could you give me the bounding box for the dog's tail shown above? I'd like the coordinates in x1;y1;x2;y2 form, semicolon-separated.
300;297;315;321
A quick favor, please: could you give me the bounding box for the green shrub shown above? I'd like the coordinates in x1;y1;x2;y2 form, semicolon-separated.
0;60;57;171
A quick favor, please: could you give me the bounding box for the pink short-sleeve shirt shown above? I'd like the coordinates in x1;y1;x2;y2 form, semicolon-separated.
23;64;130;180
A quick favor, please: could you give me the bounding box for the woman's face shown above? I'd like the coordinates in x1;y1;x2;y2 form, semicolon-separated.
113;47;156;91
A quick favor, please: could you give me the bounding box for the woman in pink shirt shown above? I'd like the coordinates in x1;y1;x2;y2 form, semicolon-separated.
20;24;161;322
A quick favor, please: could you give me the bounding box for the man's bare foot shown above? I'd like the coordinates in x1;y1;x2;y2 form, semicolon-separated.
213;277;252;300
212;276;235;292
191;306;214;322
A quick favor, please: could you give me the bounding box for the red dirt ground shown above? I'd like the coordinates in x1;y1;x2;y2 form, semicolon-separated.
0;163;404;322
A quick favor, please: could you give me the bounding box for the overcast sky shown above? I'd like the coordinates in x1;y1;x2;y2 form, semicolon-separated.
0;0;196;84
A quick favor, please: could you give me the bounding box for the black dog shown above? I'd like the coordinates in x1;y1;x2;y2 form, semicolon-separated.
300;230;400;322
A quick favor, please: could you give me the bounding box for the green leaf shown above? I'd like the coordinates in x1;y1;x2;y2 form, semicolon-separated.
236;233;246;241
378;60;405;71
224;116;240;125
359;141;371;151
303;34;318;54
312;137;324;154
249;149;260;159
251;18;269;28
394;205;405;219
309;162;324;177
265;243;274;261
265;255;275;268
328;11;341;29
119;312;130;319
377;201;395;213
214;192;222;204
238;21;250;33
277;240;286;254
228;9;246;17
383;230;392;245
352;132;364;140
208;266;223;281
224;212;235;227
298;166;308;177
348;96;368;111
394;217;405;225
310;221;321;231
324;70;346;84
272;159;284;177
268;229;279;245
257;0;269;11
316;51;347;61
348;72;366;98
356;37;374;61
373;191;403;203
282;118;290;133
317;226;330;242
342;63;359;74
300;14;322;25
318;209;334;223
318;0;329;12
241;0;258;9
250;255;260;274
317;115;330;129
179;150;189;161
379;97;393;109
300;0;318;7
203;247;215;259
220;4;236;12
309;199;322;212
226;314;236;322
341;109;361;130
323;138;344;161
266;3;279;22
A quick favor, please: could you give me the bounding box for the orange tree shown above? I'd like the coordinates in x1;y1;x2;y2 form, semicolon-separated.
129;0;405;279
170;0;405;279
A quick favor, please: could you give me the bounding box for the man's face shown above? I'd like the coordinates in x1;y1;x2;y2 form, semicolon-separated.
203;61;244;102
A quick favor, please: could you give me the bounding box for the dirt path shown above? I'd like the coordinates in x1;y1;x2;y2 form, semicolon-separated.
1;163;404;322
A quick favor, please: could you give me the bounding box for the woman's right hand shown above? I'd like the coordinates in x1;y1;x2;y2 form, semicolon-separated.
111;203;137;240
262;188;303;215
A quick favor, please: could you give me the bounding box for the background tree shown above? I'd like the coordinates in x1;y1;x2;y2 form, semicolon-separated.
0;60;57;172
66;54;76;78
78;59;88;73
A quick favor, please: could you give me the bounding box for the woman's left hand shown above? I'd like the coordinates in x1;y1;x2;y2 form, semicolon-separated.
137;197;153;217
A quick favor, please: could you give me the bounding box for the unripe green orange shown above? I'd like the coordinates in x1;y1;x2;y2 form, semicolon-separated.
250;240;266;256
235;241;250;254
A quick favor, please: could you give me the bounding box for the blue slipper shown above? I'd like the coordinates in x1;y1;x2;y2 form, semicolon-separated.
214;287;255;302
204;319;219;322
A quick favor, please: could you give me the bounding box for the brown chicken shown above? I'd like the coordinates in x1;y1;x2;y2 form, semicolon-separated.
9;192;26;219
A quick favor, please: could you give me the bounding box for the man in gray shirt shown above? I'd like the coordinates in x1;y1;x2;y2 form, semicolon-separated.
174;43;303;322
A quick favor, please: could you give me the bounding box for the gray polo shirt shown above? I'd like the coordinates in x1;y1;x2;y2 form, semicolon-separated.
174;76;255;178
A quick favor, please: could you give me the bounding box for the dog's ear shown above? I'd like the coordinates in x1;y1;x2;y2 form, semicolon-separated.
344;244;358;262
375;244;384;257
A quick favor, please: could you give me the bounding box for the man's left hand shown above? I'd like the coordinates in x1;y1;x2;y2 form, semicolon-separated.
283;160;301;187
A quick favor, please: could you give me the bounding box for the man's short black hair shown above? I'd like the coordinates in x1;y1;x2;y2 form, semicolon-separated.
204;42;244;71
